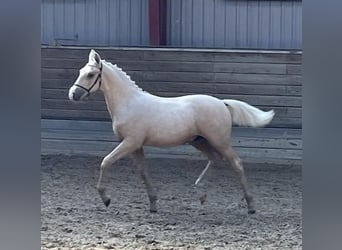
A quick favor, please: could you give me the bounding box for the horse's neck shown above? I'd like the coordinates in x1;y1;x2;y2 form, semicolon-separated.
101;62;143;119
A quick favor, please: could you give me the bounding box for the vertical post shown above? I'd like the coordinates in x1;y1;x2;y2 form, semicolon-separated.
159;0;167;45
149;0;167;46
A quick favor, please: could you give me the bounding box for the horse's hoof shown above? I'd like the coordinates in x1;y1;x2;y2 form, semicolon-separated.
104;198;111;207
248;209;256;214
149;207;157;213
199;194;207;205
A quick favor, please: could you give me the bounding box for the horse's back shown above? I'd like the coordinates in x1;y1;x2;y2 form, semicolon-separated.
149;93;232;131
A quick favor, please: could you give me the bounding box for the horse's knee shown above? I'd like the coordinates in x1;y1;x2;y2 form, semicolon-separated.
100;156;112;170
233;158;243;169
97;186;105;194
233;158;245;174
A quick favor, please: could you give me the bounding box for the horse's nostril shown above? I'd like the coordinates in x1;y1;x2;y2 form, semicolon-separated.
72;92;80;101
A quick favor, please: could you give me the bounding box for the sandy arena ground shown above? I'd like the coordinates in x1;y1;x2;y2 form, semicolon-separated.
41;155;302;250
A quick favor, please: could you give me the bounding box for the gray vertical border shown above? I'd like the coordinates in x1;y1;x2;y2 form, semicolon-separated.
0;1;41;250
303;0;342;249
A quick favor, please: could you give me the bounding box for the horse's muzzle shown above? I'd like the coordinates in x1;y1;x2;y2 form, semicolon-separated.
68;85;88;101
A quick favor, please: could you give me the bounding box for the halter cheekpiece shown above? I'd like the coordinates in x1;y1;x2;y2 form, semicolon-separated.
75;63;103;95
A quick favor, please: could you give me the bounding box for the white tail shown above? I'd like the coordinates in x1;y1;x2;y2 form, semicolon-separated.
222;99;275;127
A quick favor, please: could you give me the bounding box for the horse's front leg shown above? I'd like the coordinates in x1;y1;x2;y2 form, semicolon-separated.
97;139;137;207
132;148;158;213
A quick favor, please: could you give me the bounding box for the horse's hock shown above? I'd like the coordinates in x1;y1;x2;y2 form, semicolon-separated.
41;46;302;165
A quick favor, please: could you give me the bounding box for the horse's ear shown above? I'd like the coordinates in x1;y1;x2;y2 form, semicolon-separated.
89;49;101;65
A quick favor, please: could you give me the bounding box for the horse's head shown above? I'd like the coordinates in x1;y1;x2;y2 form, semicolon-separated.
68;49;103;101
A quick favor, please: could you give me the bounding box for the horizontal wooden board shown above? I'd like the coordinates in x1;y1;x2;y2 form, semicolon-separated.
41;99;302;118
231;128;301;140
42;58;87;69
42;129;302;150
41;48;302;64
154;92;302;107
42;88;301;107
143;51;301;64
41;88;302;108
142;82;302;97
41;58;300;75
41;68;302;86
41;99;108;111
41;48;146;60
141;71;302;85
41;109;111;121
41;109;301;128
41;119;302;139
42;79;302;97
41;138;302;163
286;64;302;75
41;119;113;131
40;149;301;165
41;108;301;125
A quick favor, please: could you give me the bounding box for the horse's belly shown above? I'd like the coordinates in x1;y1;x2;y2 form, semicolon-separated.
144;136;195;147
144;124;197;147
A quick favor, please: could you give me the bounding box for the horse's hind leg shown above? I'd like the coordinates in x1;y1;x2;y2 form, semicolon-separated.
190;137;218;203
190;137;220;184
190;137;218;162
220;145;255;214
97;139;138;207
132;148;157;213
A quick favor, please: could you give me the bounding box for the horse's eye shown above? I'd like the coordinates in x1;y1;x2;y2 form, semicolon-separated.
87;73;95;78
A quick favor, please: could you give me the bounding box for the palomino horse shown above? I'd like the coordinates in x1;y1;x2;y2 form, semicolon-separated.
68;49;274;214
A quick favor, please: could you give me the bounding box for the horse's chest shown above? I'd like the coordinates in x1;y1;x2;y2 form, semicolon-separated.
112;121;124;140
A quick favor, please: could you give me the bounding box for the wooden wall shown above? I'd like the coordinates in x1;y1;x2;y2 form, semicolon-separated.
41;46;302;164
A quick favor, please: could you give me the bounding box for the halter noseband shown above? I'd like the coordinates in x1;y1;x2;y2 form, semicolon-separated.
75;63;103;95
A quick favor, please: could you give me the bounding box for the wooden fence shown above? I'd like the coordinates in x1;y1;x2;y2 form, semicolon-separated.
41;46;302;165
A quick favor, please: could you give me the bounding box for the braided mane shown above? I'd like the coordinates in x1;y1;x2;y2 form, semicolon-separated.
103;60;144;92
